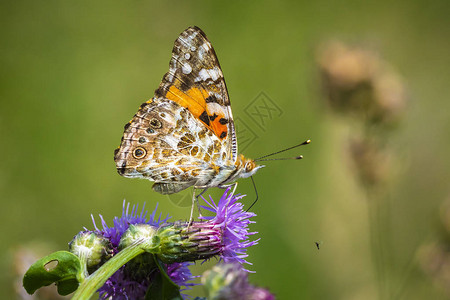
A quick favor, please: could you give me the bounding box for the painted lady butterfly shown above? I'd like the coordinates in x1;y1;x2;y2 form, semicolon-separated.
114;27;264;200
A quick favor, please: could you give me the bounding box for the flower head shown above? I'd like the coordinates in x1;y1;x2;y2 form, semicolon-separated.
91;201;169;248
317;40;406;125
200;187;259;265
202;263;274;300
76;188;258;299
154;187;259;268
167;262;197;290
90;201;195;299
69;231;113;275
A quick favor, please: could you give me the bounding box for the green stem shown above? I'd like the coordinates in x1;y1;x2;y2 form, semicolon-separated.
72;239;151;300
76;252;88;283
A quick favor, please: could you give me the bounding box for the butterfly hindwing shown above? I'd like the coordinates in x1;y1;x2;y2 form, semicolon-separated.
155;26;238;162
114;99;225;190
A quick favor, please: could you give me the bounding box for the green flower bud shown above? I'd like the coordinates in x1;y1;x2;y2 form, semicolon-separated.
155;221;221;264
118;224;160;281
69;231;113;275
118;224;158;250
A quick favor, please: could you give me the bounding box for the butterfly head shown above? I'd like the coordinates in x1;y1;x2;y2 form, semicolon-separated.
237;155;264;178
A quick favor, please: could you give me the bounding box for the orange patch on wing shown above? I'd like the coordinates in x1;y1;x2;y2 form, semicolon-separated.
209;117;228;140
166;85;208;117
166;84;228;140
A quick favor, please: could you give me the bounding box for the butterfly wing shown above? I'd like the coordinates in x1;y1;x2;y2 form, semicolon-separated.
114;27;238;193
155;26;238;162
114;99;225;191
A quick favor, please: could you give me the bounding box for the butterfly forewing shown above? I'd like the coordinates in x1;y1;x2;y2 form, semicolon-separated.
155;26;237;161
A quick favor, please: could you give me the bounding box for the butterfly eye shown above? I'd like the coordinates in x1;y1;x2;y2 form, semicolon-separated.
245;162;254;172
133;147;146;159
149;118;162;129
138;137;147;144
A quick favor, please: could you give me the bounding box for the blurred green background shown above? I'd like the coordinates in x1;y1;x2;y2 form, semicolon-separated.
1;0;449;299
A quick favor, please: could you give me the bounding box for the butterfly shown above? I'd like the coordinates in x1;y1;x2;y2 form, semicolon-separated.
114;26;309;214
114;27;263;199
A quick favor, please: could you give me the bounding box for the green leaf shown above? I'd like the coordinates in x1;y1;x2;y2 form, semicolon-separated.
145;255;182;300
23;251;83;296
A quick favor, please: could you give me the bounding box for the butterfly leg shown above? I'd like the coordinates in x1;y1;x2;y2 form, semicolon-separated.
188;187;209;225
188;188;197;226
196;188;208;219
218;182;238;196
230;182;237;196
246;176;259;212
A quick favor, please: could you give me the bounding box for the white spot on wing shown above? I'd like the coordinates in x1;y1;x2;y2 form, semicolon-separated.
179;31;198;48
202;42;211;51
197;46;206;60
196;67;222;82
182;64;192;74
167;72;174;82
206;102;226;115
197;69;209;81
209;67;221;81
184;53;191;60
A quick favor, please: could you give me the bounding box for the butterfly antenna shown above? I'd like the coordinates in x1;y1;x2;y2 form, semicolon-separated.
246;176;259;212
256;156;304;161
254;139;311;162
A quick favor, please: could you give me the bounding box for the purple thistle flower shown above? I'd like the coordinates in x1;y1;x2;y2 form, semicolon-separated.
155;187;258;269
90;201;195;299
200;187;259;266
91;200;169;248
76;188;258;299
202;263;275;300
167;262;198;290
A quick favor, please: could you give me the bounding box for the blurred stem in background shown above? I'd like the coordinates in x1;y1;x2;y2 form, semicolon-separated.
317;41;407;300
417;198;450;297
